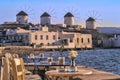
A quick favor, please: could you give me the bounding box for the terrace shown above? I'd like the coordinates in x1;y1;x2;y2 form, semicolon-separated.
0;47;120;80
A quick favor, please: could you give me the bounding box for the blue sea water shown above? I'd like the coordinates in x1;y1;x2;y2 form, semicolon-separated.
51;49;120;75
23;49;120;75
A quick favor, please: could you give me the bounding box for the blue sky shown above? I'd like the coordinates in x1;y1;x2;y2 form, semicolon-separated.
0;0;120;27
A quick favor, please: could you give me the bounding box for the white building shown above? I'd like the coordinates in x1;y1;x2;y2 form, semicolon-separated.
16;11;28;24
5;28;92;49
64;12;74;26
102;35;120;48
40;12;51;25
6;28;30;45
111;35;120;47
86;17;96;29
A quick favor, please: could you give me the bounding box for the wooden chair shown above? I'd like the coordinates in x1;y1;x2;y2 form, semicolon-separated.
29;53;35;58
47;57;53;64
12;53;19;58
11;58;42;80
1;57;10;80
39;53;44;58
5;53;12;59
58;57;65;65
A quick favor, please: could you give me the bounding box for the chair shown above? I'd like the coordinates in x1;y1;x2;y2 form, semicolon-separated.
29;53;35;58
12;53;19;58
39;53;44;58
11;58;42;80
47;57;53;64
58;57;65;65
1;57;10;80
5;53;12;59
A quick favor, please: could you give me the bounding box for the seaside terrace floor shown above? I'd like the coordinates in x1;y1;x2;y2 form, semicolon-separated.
1;64;120;80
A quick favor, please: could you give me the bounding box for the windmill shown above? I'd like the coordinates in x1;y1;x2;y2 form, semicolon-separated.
86;10;103;29
16;5;36;24
62;7;82;25
40;6;57;25
60;7;83;30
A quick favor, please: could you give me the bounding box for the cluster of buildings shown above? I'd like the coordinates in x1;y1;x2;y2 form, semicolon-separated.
0;10;98;49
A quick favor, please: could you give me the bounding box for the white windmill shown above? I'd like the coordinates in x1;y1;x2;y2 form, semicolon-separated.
86;10;103;30
40;7;57;25
40;12;51;25
16;10;28;24
16;6;37;24
62;7;81;28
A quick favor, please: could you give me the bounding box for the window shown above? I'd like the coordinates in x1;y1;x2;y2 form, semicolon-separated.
40;43;44;46
58;37;60;39
88;38;90;43
53;35;55;40
46;35;48;40
81;38;83;43
26;35;28;40
63;39;68;45
35;35;37;40
77;38;79;43
21;35;23;39
47;43;50;46
40;35;43;40
70;39;73;43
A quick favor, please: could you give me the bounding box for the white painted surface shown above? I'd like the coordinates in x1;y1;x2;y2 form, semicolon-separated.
64;17;74;26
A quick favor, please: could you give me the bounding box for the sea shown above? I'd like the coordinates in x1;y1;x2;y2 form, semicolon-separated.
2;49;120;75
50;49;120;75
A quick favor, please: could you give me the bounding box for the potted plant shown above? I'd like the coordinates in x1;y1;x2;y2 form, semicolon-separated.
69;50;78;71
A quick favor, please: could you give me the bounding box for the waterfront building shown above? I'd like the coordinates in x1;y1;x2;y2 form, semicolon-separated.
5;27;92;49
112;35;120;47
64;12;75;26
6;28;30;46
102;35;120;48
0;11;93;49
86;17;96;29
40;12;51;25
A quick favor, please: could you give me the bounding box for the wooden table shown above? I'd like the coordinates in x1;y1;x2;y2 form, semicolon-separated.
25;63;70;80
45;66;120;80
25;63;69;71
24;57;45;73
45;69;92;80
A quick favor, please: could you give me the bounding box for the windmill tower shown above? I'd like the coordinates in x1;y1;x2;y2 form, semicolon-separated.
16;11;28;24
64;12;74;26
86;17;96;29
40;12;51;25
